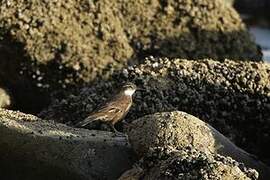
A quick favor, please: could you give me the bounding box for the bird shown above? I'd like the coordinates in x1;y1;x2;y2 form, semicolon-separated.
74;82;137;134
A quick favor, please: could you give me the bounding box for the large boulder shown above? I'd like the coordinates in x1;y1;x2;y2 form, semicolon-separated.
0;0;261;112
0;108;134;180
125;111;270;179
40;58;270;163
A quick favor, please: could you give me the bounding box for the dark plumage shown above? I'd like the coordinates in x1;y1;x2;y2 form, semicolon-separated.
75;82;137;133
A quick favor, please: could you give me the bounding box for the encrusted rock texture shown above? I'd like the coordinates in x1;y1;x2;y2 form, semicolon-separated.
135;147;258;180
40;58;270;164
0;0;269;179
0;87;12;108
125;111;270;179
126;111;217;157
0;0;262;112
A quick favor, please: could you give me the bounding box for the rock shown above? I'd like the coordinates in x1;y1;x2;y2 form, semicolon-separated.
225;0;235;5
0;87;12;108
128;147;259;180
0;0;261;112
40;58;270;163
0;58;49;113
115;0;261;61
125;111;270;180
118;165;144;180
0;109;134;180
126;111;215;157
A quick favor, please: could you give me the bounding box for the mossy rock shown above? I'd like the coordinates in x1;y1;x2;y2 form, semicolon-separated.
0;0;261;112
40;58;270;164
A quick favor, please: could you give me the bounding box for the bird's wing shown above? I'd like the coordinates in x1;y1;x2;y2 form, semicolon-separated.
98;95;132;119
74;113;107;127
75;103;122;127
95;104;123;120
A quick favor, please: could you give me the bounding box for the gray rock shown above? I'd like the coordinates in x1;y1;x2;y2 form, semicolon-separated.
0;109;134;180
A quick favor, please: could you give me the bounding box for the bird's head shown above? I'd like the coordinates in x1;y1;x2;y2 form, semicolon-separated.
122;82;137;96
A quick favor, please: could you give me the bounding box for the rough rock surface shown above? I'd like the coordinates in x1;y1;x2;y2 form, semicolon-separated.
125;111;270;179
0;86;12;108
127;147;259;180
40;58;270;163
0;0;261;112
126;111;217;157
0;108;134;180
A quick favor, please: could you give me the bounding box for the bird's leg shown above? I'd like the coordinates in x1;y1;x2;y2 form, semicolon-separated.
121;120;130;129
110;124;119;133
122;120;136;128
110;124;126;137
121;120;129;126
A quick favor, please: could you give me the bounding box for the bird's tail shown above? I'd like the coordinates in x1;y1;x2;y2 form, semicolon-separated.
74;116;99;127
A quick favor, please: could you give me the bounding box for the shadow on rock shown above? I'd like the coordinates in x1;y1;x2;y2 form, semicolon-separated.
135;29;262;63
0;36;50;113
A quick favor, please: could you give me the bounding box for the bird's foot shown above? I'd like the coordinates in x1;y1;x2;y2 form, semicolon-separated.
110;124;127;137
122;120;136;128
113;131;128;137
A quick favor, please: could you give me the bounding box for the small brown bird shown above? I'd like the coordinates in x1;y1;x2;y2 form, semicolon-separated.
75;82;137;133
